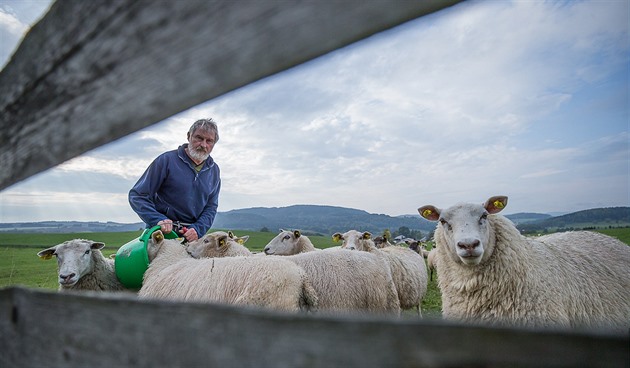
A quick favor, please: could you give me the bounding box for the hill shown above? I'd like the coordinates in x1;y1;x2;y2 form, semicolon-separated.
0;221;145;234
1;206;627;236
516;207;630;233
505;212;552;225
212;205;435;235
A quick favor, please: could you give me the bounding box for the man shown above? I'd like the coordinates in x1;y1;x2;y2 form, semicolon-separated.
129;118;221;242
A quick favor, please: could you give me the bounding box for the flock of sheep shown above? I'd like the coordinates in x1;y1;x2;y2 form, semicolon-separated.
37;195;630;332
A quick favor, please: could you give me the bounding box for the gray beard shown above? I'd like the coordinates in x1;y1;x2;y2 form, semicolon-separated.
188;147;210;163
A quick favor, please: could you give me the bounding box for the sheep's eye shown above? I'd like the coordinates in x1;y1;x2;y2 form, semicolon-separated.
84;250;90;255
439;218;452;230
204;239;210;243
283;235;291;240
479;213;488;224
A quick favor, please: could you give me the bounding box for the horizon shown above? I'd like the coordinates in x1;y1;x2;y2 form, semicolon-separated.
1;0;628;223
3;203;628;225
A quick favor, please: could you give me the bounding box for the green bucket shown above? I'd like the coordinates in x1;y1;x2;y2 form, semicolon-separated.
115;225;180;289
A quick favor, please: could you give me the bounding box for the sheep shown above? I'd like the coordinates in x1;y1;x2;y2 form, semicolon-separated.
187;232;401;316
37;239;127;292
263;229;320;255
426;248;438;281
186;231;252;258
405;239;429;258
333;230;428;316
140;230;318;313
418;195;630;331
373;235;393;248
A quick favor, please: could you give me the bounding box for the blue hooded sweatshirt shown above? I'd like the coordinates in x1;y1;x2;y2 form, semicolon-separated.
129;144;221;236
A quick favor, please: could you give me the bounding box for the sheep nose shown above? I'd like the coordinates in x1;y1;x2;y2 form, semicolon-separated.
263;247;270;255
457;240;480;250
60;273;75;281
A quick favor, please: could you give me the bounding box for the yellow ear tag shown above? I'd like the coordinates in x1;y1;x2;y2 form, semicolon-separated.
422;209;433;218
220;239;226;247
332;235;340;242
155;232;164;242
40;254;53;260
493;200;505;209
237;238;244;244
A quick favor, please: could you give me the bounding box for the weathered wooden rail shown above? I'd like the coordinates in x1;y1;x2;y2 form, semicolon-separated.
2;1;628;366
0;287;627;368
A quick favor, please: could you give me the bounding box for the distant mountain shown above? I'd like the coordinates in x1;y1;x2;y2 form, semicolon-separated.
0;221;145;234
505;212;553;225
1;206;627;235
212;205;435;235
516;207;630;233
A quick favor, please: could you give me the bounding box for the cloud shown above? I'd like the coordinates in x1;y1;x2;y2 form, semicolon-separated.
0;0;627;222
0;6;26;35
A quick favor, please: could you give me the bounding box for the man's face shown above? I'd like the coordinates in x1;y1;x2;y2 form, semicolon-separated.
187;128;216;162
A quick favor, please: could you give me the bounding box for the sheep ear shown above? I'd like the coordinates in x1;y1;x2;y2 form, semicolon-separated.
484;196;508;214
293;230;301;238
152;230;164;243
37;247;56;260
91;242;105;250
238;235;249;244
228;231;235;239
332;233;342;242
219;236;227;247
362;232;372;240
418;205;440;221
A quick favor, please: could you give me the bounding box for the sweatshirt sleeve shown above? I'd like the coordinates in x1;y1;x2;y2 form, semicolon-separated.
128;156;168;227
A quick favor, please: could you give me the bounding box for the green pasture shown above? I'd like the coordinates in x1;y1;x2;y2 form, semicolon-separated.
2;227;628;318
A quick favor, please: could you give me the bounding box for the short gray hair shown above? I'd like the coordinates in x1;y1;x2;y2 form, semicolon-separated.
188;118;219;142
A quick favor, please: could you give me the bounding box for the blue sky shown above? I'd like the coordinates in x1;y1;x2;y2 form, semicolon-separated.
0;0;628;223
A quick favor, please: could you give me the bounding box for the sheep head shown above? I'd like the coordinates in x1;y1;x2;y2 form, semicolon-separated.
263;229;302;255
418;195;507;265
333;230;375;251
187;231;232;258
37;239;106;287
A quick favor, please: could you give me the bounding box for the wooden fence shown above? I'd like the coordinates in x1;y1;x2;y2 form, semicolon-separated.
1;1;628;367
0;287;627;368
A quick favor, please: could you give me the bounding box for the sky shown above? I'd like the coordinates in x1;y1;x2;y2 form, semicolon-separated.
0;0;628;224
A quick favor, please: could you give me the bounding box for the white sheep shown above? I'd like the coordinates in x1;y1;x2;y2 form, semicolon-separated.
426;248;438;281
187;232;401;316
333;230;428;316
140;230;318;312
37;239;126;292
418;195;630;331
373;235;393;248
263;229;320;255
186;231;252;258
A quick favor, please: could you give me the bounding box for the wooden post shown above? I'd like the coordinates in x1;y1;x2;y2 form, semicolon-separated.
0;287;627;367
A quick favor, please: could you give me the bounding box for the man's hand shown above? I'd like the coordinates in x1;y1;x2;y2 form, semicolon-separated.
181;227;198;242
157;219;173;234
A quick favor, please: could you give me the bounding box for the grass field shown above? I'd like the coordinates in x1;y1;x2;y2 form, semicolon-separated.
2;227;628;317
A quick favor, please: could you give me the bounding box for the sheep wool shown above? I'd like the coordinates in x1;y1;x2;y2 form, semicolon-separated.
419;195;630;332
186;233;400;316
279;250;401;316
139;231;318;312
333;230;428;315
